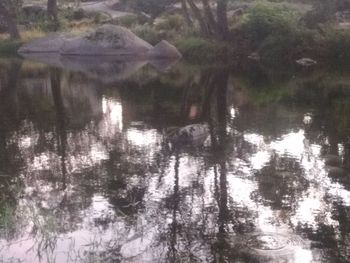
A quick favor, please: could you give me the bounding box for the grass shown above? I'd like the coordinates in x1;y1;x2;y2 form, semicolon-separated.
0;39;23;57
0;29;46;56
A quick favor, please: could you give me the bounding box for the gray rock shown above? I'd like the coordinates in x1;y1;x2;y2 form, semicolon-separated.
18;33;73;53
148;40;182;59
60;24;153;56
19;25;182;61
296;58;317;67
167;124;209;148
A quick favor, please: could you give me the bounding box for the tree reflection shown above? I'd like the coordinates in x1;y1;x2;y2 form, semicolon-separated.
0;59;350;262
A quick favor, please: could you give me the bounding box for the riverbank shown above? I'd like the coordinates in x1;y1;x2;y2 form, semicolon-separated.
1;1;350;67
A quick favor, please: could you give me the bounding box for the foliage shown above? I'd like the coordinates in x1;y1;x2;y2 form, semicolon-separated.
111;15;140;28
176;37;231;63
240;2;302;47
0;0;23;13
322;28;350;63
132;24;164;45
154;14;186;31
122;0;176;18
0;39;22;56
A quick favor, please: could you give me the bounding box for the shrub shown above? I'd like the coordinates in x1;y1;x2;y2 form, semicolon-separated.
133;24;163;45
258;27;318;65
112;15;140;27
176;37;231;63
240;1;301;47
0;40;22;56
154;14;186;31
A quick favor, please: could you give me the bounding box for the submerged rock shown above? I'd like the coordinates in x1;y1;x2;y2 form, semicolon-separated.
296;58;317;67
166;123;210;148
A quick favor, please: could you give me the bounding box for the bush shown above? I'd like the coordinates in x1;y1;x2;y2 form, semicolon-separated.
258;27;318;65
133;24;163;45
0;40;22;56
176;37;231;63
112;15;140;27
154;14;186;31
323;29;350;63
240;1;301;47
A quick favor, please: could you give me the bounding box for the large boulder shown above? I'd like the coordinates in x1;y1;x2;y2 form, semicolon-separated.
148;40;182;59
18;33;73;53
60;24;153;56
18;24;182;60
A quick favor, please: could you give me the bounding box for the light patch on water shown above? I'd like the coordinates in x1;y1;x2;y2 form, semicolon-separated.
250;150;271;170
328;182;350;206
227;176;257;207
303;113;313;125
19;136;33;149
271;130;305;158
292;187;338;229
100;96;123;138
293;247;313;263
244;133;266;148
230;107;237;119
126;128;159;148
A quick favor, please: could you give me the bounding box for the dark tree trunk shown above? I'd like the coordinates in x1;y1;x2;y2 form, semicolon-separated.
186;0;210;36
0;7;20;39
6;14;20;39
216;0;229;40
201;0;216;35
47;0;58;31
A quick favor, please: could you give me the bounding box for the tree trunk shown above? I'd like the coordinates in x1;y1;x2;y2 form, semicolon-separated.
186;0;210;36
216;0;228;40
181;0;193;26
6;14;20;39
0;7;20;40
201;0;216;35
47;0;58;31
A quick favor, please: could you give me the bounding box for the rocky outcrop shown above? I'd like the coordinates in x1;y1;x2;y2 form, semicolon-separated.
18;24;182;59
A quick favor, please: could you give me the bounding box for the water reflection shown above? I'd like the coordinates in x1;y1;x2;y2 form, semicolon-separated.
0;59;350;262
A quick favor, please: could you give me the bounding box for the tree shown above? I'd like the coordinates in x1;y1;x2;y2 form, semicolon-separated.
186;0;229;39
0;0;22;39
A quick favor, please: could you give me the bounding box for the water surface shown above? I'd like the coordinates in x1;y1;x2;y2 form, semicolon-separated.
0;58;350;262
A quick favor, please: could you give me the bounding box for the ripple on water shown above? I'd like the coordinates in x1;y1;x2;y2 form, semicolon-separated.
232;232;308;260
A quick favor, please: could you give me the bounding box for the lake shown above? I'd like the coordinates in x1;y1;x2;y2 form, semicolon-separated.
0;57;349;262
